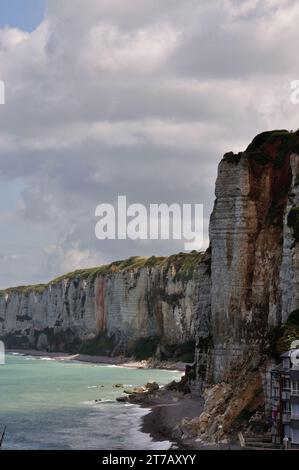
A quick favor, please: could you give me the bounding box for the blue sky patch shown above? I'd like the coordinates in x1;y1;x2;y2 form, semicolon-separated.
0;0;44;32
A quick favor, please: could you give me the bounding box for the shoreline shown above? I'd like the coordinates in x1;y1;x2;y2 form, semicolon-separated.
139;394;204;449
8;348;207;449
138;395;240;450
7;349;187;372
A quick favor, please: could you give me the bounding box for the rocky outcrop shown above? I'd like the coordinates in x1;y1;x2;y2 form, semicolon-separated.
181;369;265;444
0;252;207;360
189;130;299;442
196;130;299;385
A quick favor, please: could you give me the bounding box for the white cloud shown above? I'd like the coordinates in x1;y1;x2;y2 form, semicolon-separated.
83;23;180;74
0;27;28;50
1;0;299;287
42;244;101;275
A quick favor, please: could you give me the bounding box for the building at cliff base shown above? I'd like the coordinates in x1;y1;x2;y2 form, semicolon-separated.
270;341;299;447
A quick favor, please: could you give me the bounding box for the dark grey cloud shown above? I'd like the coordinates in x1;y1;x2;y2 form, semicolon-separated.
0;0;298;287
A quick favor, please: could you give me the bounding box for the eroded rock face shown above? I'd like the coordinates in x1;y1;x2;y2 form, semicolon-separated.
181;131;299;442
205;131;299;383
181;365;265;443
0;253;206;358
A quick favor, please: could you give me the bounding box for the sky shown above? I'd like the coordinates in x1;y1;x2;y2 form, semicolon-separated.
0;0;299;288
0;0;44;32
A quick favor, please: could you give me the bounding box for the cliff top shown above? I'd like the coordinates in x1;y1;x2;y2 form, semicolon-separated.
224;129;299;167
222;129;299;230
0;250;205;297
246;129;299;166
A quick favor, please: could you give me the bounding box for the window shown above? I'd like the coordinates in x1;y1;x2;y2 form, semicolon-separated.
284;424;291;437
292;381;299;394
283;401;291;412
291;428;299;445
291;403;299;417
283;379;290;390
273;387;279;399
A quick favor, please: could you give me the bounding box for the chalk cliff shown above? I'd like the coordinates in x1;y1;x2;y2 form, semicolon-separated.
189;130;299;442
203;130;299;380
0;252;206;361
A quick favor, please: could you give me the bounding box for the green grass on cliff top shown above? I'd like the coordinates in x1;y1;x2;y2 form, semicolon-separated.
245;129;299;168
268;309;299;360
224;129;299;167
0;251;204;297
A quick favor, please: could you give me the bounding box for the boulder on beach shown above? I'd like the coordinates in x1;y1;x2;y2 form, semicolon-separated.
145;381;159;392
124;386;146;394
116;395;130;403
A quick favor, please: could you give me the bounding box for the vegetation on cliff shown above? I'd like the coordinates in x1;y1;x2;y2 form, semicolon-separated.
0;251;204;297
222;130;298;231
0;284;48;297
246;129;299;168
267;309;299;360
244;129;299;230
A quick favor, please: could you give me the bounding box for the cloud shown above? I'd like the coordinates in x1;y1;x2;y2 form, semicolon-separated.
82;23;180;74
0;0;299;287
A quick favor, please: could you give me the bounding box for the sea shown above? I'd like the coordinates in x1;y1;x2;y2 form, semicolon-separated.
0;353;182;450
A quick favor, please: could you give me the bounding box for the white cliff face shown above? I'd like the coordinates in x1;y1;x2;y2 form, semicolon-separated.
206;132;299;383
185;132;299;441
209;153;258;382
0;254;204;358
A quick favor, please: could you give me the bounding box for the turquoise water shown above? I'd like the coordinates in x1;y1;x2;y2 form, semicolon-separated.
0;353;182;450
